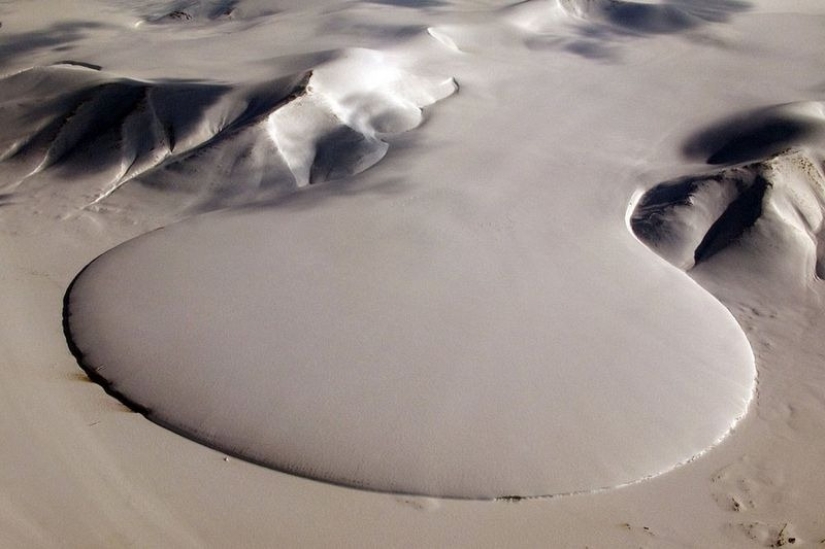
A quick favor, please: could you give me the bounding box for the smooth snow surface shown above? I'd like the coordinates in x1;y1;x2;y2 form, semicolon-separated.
67;191;754;498
50;0;764;499
4;0;825;543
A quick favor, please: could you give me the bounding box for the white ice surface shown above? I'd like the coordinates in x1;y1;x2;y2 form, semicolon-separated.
67;189;754;498
57;0;764;498
3;0;825;545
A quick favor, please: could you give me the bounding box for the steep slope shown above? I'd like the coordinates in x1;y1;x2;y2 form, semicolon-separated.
0;51;456;213
631;102;825;286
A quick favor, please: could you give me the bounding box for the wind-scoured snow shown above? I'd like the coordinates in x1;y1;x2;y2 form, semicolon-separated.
0;52;454;213
632;102;825;276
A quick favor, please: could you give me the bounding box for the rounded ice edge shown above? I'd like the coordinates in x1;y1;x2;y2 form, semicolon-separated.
62;201;757;500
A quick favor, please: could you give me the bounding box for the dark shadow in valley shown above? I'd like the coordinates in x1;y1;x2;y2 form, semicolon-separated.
0;21;110;71
144;0;242;23
682;105;824;165
535;0;751;61
629;165;769;270
0;66;233;184
599;0;750;35
693;175;768;263
634;101;825;272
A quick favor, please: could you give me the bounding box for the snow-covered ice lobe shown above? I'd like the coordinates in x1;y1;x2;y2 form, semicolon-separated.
65;190;755;498
6;0;825;539
27;0;762;500
58;25;765;494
